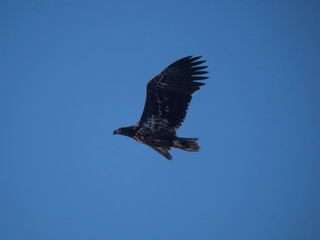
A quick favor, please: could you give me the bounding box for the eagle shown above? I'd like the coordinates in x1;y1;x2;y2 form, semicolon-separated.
113;56;208;160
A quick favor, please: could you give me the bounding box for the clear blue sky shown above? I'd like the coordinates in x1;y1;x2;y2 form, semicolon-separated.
1;0;320;239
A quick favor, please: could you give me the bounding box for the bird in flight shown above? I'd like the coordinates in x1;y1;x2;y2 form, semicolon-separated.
113;56;208;160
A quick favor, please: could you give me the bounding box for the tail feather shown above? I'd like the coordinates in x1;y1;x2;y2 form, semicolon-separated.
172;138;200;152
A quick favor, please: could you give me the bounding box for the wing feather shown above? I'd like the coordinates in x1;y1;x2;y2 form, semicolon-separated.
138;56;208;132
152;147;172;160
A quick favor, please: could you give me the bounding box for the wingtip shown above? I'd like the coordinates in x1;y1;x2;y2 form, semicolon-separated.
170;56;207;68
190;56;202;62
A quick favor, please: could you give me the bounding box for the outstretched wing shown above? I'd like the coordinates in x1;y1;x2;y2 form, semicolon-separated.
137;56;208;132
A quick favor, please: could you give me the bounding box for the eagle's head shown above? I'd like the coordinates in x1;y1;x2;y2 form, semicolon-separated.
113;126;136;137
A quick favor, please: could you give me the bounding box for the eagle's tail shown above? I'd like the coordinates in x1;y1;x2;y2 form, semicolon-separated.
173;138;200;152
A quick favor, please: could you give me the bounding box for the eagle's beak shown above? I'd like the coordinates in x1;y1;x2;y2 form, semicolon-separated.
113;130;118;135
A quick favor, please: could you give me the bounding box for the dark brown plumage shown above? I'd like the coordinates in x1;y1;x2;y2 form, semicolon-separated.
113;56;208;160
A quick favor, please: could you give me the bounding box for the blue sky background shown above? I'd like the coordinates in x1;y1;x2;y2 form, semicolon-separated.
1;0;320;239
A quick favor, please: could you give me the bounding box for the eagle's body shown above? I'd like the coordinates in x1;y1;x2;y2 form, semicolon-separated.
113;56;208;160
